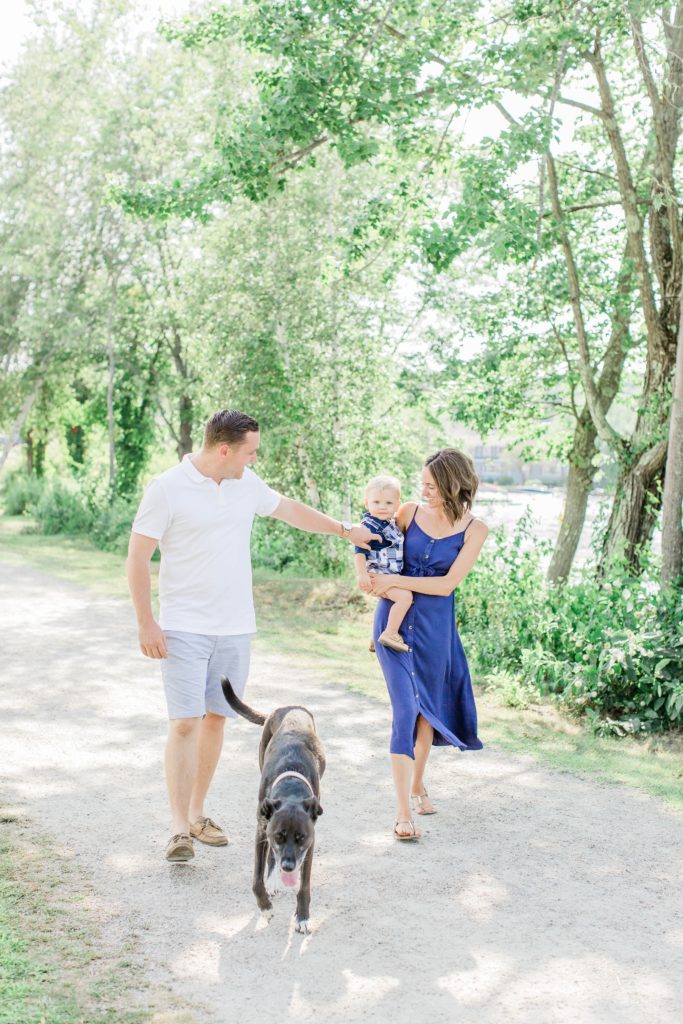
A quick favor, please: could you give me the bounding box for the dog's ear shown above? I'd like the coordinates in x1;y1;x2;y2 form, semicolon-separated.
259;798;281;820
303;797;323;820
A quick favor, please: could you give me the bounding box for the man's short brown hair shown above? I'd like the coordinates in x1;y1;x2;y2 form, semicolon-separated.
204;410;259;448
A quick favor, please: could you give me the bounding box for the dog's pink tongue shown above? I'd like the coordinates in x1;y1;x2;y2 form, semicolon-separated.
281;868;299;888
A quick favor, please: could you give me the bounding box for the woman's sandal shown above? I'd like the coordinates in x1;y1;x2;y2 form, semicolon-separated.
393;819;421;841
410;790;436;815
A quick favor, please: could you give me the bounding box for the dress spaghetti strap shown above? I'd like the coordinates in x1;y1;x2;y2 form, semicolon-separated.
463;516;476;536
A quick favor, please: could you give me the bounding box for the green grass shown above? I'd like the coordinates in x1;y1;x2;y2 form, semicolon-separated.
1;515;682;811
0;516;132;598
0;812;192;1024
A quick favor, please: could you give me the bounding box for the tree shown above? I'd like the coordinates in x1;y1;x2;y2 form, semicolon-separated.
0;0;228;491
661;286;683;588
128;0;682;576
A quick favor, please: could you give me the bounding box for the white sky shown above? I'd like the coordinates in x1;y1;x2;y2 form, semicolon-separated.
0;0;194;74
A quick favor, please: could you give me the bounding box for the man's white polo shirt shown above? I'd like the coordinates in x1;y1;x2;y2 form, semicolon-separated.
132;455;281;635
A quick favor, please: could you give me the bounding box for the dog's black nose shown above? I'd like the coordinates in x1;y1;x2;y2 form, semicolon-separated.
281;857;296;872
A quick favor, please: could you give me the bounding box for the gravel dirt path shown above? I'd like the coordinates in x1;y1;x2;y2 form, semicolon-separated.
2;561;682;1024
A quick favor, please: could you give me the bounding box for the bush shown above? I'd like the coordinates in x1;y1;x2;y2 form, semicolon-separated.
458;512;552;671
534;577;683;736
482;668;537;709
1;470;43;515
251;516;348;575
459;516;683;734
32;480;93;535
89;495;137;553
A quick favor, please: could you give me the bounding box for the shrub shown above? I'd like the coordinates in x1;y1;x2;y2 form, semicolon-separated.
251;516;347;575
1;470;43;515
89;495;137;553
458;516;683;734
537;579;683;735
32;480;93;535
457;511;552;671
482;668;537;710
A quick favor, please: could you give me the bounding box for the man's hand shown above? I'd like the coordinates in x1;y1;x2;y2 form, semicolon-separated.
357;571;373;594
138;619;168;659
349;524;381;550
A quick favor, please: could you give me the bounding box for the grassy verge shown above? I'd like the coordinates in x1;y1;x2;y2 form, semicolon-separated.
1;516;682;811
0;810;192;1024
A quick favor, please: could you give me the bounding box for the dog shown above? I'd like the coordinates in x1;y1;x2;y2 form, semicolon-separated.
222;677;325;934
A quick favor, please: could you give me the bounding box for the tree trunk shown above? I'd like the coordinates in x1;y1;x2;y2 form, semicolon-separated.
547;410;597;583
106;273;119;491
34;434;47;478
167;323;193;460
0;377;43;476
24;430;34;474
546;239;634;584
601;436;668;569
661;295;683;588
588;43;680;572
177;394;193;459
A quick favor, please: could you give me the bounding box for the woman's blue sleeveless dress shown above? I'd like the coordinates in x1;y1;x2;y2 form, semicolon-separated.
373;512;483;757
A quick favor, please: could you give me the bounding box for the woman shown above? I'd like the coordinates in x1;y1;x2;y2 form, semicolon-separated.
369;448;488;840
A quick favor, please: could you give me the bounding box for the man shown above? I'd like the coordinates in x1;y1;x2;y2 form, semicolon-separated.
127;409;375;862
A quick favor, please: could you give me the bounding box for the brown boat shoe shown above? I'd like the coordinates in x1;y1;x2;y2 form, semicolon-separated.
190;816;229;846
165;833;194;862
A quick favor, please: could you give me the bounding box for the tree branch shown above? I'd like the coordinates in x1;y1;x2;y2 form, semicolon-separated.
545;148;626;452
630;2;683;325
361;0;399;63
554;94;604;118
543;300;580;421
629;10;663;118
541;198;650;215
586;41;665;363
555;158;618;183
384;21;448;67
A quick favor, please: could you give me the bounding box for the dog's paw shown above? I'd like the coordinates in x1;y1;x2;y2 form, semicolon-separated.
295;917;311;934
266;870;283;897
260;907;274;923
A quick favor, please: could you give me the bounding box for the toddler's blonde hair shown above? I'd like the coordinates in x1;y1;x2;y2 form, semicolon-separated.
364;474;401;498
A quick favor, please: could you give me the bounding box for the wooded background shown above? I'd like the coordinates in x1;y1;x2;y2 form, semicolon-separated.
1;1;682;733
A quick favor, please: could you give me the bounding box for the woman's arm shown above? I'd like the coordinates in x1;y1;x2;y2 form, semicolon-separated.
370;520;489;598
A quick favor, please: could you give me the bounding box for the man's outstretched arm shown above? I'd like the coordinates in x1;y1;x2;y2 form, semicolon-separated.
269;497;378;549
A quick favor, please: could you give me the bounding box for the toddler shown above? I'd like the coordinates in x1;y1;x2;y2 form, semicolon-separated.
354;475;412;653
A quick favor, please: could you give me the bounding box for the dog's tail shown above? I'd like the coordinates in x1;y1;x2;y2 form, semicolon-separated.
221;677;267;725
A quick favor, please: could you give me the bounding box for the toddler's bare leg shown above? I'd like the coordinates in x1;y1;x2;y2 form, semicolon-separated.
385;587;412;636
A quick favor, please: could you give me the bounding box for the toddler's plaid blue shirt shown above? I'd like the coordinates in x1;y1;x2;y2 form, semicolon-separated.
354;513;403;574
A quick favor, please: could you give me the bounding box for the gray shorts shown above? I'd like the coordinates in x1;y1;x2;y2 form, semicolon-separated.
161;630;253;720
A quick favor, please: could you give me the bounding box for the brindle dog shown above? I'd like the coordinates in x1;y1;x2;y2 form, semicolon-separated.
221;678;325;934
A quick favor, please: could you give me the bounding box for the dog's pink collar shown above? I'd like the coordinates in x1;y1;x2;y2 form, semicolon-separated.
271;771;316;798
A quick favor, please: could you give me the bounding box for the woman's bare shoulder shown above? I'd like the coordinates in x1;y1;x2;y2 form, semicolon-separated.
466;517;489;539
397;501;418;530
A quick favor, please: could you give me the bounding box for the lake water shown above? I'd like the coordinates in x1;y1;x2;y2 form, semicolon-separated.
473;486;611;570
